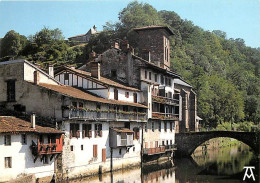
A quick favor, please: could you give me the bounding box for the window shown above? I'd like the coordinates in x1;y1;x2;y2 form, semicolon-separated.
155;74;157;82
164;122;167;132
145;70;147;79
125;92;129;98
79;102;84;108
161;75;164;85
149;72;152;80
144;123;147;132
7;80;15;102
72;102;77;108
159;122;161;132
64;73;69;80
170;140;172;145
133;127;140;140
95;124;102;137
5;157;12;168
81;145;84;151
168;92;172;99
43;155;48;164
111;70;117;78
114;88;118;100
152;122;154;132
169;79;172;86
4;135;11;146
142;51;150;61
119;148;122;155
21;134;27;145
70;123;80;138
133;93;137;103
93;144;98;158
48;135;56;144
170;122;173;132
82;124;92;138
70;145;74;151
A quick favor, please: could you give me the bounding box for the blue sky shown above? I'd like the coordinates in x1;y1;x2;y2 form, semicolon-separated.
0;0;259;48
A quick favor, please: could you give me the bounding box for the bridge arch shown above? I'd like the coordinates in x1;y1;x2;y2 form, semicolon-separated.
175;131;259;157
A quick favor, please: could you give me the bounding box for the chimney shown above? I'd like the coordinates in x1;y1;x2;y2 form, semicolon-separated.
48;64;54;77
31;113;36;129
121;40;129;52
113;41;120;49
34;71;39;85
89;51;97;60
91;62;101;80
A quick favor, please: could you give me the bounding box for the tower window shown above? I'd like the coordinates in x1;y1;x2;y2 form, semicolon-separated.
6;80;16;102
111;70;117;77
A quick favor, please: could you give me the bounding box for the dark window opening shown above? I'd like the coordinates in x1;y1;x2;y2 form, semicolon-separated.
72;102;77;108
82;124;92;138
123;106;128;112
7;80;15;102
114;89;118;100
70;145;73;151
81;145;84;151
142;51;150;61
133;127;140;140
152;122;154;132
149;72;152;80
4;135;11;146
124;122;130;129
5;157;12;168
159;122;161;132
111;70;117;78
145;70;147;79
133;93;137;103
161;75;164;85
95;124;102;137
155;74;157;82
119;148;122;155
21;134;27;145
64;73;69;80
70;123;80;138
43;155;49;164
164;122;167;132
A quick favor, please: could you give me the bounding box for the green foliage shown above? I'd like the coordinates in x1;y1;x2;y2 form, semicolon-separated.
0;30;28;58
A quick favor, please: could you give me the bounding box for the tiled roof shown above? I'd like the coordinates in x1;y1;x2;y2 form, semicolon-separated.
0;116;63;134
37;83;147;108
68;33;87;39
133;25;174;35
59;67;140;92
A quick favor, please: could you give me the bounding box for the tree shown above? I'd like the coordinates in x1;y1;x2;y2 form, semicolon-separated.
0;30;23;58
33;27;64;47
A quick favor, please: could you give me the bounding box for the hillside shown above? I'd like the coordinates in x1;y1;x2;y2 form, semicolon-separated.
0;1;259;127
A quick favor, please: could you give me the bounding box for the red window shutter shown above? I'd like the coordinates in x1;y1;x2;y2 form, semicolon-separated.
93;145;97;158
89;130;92;138
100;130;102;137
102;148;106;162
137;131;140;140
82;130;85;138
95;130;97;138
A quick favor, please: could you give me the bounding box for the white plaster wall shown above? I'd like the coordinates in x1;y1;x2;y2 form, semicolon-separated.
61;120;142;179
108;87;141;103
160;121;175;145
0;134;55;182
24;62;58;85
88;89;109;99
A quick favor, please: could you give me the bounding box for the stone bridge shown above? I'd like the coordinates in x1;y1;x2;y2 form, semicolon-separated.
175;131;259;157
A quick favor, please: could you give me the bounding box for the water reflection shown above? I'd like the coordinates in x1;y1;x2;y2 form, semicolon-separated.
68;143;258;183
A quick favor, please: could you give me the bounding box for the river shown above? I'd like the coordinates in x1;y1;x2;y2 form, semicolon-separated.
68;139;258;183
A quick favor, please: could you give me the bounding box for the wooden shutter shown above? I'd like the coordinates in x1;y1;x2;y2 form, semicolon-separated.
155;141;158;147
70;130;72;139
100;130;102;137
150;142;153;148
93;145;98;158
137;131;140;140
145;142;148;148
82;130;85;138
102;148;106;162
89;130;92;138
76;130;80;138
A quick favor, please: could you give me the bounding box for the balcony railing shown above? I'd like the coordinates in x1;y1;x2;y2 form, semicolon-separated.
68;109;147;122
152;95;179;105
31;142;63;156
152;112;179;120
143;146;166;155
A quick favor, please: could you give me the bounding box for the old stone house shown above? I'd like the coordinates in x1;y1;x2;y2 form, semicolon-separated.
0;115;63;182
68;25;99;43
81;26;199;157
0;59;148;180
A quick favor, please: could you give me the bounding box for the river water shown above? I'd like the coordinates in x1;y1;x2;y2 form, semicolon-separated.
69;140;258;183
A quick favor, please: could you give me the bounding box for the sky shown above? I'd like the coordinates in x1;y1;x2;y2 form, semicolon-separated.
0;0;259;48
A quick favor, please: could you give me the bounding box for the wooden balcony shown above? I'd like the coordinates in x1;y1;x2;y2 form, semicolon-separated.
143;146;166;155
67;109;147;122
152;95;179;106
152;112;179;120
31;136;63;156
